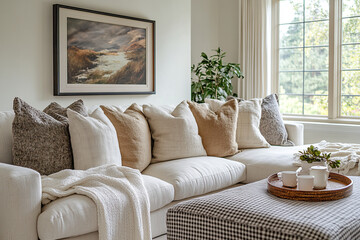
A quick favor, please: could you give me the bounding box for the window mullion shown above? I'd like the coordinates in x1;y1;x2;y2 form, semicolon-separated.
328;0;341;119
302;0;305;115
335;0;342;118
271;0;280;94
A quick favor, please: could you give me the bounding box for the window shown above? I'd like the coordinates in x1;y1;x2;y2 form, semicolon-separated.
341;0;360;117
276;0;360;119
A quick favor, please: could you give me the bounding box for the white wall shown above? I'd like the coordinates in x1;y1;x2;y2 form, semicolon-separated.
0;0;191;111
303;122;360;144
191;0;219;65
218;0;239;66
191;0;240;91
218;0;240;92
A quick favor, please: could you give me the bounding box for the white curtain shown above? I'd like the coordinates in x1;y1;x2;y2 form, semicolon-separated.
238;0;272;99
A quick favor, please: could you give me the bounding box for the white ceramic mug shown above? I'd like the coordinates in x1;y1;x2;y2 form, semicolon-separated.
310;166;329;189
297;175;314;191
278;171;297;187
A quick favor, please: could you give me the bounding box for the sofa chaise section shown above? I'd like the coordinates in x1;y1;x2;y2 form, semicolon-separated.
226;122;305;183
37;175;174;239
227;145;306;183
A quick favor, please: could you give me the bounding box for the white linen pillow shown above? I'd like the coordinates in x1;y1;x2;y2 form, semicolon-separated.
143;101;207;162
67;108;121;170
205;98;270;149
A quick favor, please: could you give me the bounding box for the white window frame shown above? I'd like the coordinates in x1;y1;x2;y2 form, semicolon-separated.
272;0;360;125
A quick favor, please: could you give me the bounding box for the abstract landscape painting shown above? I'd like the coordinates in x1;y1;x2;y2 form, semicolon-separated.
67;18;146;85
53;4;155;95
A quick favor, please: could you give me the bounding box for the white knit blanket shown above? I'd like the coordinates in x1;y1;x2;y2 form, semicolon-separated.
317;140;360;175
41;164;151;240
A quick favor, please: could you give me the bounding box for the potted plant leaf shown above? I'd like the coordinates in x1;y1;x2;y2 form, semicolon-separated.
298;145;340;174
191;47;244;103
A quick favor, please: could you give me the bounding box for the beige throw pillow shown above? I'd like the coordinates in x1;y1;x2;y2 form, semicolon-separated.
187;99;239;157
67;108;122;170
206;98;270;149
143;101;207;162
100;104;152;171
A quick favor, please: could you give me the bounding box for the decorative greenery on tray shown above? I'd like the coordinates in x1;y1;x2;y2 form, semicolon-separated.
299;145;340;169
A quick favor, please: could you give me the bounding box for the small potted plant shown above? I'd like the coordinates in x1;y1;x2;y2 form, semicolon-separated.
298;145;340;174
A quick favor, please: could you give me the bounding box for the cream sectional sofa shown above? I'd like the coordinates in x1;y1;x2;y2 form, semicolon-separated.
0;108;304;240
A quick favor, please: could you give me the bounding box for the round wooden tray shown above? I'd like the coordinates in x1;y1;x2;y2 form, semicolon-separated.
267;172;353;201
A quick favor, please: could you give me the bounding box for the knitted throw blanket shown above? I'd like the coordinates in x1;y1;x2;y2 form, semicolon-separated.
294;141;360;175
317;140;360;175
41;164;151;240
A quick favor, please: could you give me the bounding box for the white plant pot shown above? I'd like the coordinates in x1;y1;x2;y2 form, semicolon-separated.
299;161;327;175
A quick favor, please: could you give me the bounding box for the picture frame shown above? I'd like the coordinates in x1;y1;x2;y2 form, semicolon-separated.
53;4;155;96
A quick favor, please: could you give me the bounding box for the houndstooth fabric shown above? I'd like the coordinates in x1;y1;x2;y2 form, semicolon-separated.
167;176;360;240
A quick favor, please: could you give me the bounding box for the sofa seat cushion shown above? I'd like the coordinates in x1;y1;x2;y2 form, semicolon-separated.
142;156;246;200
37;175;174;240
143;175;175;211
226;145;306;183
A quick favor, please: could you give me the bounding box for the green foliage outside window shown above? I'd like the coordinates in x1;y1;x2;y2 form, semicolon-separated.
279;0;360;117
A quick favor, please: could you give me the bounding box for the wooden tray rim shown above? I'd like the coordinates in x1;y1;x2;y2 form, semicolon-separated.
267;172;353;194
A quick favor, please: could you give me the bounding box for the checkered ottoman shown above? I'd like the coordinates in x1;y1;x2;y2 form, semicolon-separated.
167;176;360;240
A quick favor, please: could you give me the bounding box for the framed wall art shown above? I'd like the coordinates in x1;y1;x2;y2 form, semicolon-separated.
53;4;155;95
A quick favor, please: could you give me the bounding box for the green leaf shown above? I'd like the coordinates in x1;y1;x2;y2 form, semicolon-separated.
191;48;245;103
298;145;339;168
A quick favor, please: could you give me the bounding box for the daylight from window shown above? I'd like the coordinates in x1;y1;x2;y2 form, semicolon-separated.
341;0;360;117
279;0;329;116
278;0;360;118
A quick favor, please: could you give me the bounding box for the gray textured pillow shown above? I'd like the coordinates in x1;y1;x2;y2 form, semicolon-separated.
12;98;87;175
259;94;294;146
43;100;88;121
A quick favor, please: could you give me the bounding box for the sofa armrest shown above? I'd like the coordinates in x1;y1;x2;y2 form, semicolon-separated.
0;163;41;240
284;121;304;146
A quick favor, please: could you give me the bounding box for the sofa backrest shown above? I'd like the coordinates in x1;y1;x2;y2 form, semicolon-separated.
0;111;14;164
0;104;176;165
0;103;301;165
